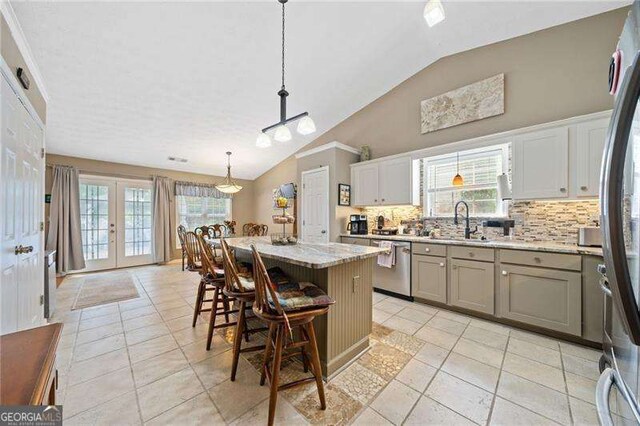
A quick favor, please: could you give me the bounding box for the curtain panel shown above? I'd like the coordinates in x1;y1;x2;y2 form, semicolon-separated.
174;181;232;199
152;176;174;264
46;165;86;273
151;176;174;263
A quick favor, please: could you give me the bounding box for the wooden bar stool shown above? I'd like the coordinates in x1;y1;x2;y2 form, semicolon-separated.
184;231;220;328
198;235;239;350
250;245;335;426
219;239;268;380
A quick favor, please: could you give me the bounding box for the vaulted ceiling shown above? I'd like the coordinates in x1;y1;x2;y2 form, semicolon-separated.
14;1;627;179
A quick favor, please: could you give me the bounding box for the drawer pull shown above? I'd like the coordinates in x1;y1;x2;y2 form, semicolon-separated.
425;248;430;253
439;262;445;267
502;270;508;276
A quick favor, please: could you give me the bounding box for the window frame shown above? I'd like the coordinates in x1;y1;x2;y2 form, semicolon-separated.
422;144;509;218
175;195;233;248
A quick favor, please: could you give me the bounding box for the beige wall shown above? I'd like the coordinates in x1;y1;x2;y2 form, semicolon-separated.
45;154;255;260
253;7;628;222
252;155;298;235
0;15;46;123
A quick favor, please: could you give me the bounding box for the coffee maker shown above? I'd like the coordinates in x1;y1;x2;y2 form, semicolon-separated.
347;214;368;235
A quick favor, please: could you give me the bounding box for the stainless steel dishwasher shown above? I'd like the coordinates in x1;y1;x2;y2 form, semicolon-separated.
370;240;412;299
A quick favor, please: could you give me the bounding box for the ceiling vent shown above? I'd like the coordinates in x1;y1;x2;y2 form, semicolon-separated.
168;156;188;163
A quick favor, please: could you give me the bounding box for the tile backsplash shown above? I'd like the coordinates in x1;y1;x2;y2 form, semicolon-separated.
362;200;600;244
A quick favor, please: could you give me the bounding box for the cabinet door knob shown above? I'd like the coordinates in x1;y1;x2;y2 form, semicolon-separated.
439;262;445;267
469;252;475;257
560;187;567;192
581;186;588;191
374;199;377;202
425;248;430;252
502;270;508;276
534;256;541;263
381;198;385;202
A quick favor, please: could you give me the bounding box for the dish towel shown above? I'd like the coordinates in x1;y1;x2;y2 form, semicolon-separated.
377;241;396;268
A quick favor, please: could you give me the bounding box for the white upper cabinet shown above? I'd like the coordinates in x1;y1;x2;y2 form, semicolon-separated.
575;118;609;198
351;156;416;206
379;156;412;205
512;127;569;200
352;163;379;206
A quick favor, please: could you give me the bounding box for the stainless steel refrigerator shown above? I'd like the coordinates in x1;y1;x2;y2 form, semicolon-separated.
599;1;640;424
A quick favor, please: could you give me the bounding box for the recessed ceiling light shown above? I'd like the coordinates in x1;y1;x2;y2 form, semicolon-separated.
424;0;445;27
167;156;188;163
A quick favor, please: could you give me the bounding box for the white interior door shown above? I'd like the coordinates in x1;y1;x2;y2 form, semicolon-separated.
116;181;153;267
301;166;329;243
80;178;116;271
1;73;44;334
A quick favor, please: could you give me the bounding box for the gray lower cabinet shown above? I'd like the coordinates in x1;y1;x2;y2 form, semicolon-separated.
449;259;494;315
499;264;582;336
412;255;447;303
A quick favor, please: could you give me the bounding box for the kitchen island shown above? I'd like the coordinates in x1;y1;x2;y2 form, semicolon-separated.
224;236;387;378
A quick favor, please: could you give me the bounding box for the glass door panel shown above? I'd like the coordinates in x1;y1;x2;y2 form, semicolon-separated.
79;178;116;271
117;181;153;267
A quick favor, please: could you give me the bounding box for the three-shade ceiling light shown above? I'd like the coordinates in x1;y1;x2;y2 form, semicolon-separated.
256;0;316;148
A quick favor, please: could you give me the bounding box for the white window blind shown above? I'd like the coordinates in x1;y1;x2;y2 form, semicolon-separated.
424;145;508;217
176;195;232;247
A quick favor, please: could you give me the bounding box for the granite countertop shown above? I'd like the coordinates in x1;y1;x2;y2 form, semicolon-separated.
224;236;388;269
340;234;603;256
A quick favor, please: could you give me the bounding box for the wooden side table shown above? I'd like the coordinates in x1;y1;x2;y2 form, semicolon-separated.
1;323;63;405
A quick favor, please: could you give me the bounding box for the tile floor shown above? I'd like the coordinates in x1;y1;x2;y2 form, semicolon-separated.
52;261;602;425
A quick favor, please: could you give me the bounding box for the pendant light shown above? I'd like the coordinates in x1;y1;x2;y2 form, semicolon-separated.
215;152;243;194
452;152;464;186
256;0;316;148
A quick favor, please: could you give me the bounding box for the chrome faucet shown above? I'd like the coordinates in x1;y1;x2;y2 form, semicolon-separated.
453;201;478;239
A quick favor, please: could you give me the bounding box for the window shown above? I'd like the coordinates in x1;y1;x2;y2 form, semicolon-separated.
176;195;232;247
423;145;508;217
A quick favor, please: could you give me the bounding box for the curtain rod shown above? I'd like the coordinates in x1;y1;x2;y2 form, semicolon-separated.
45;163;153;182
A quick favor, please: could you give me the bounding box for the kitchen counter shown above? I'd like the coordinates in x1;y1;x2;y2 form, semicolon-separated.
224;236;387;269
340;234;603;256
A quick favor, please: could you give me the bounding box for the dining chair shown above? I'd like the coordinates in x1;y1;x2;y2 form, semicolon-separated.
250;245;334;426
177;225;187;271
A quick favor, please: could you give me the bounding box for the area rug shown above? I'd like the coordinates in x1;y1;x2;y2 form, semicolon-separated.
72;271;139;310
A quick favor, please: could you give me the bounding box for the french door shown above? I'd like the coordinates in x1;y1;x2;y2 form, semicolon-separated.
80;177;153;272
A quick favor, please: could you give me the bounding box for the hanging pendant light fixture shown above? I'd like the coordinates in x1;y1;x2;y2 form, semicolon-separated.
215;152;243;194
452;152;464;186
256;0;316;148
